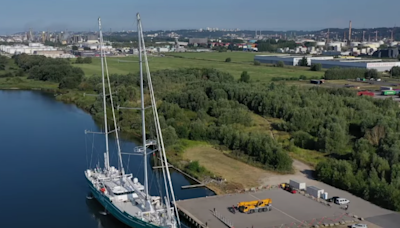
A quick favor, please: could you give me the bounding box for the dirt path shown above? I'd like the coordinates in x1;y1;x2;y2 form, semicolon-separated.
260;159;316;186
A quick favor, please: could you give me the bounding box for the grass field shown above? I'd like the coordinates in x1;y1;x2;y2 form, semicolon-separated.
178;113;325;193
77;52;324;82
0;77;58;90
182;143;267;189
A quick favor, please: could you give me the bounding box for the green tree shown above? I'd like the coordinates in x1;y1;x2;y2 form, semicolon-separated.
239;71;250;83
390;66;400;77
0;56;7;70
310;63;322;71
276;61;285;67
225;57;231;62
365;69;378;79
75;57;84;64
253;60;260;66
83;57;92;64
298;57;308;66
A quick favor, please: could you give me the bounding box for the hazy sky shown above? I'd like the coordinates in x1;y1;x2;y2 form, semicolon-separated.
1;0;399;34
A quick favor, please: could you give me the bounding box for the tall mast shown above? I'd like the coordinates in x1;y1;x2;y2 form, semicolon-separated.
137;13;181;227
98;18;110;170
137;14;149;200
102;29;125;176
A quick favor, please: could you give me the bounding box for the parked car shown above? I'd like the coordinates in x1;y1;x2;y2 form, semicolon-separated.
335;197;350;205
327;196;339;202
349;224;367;228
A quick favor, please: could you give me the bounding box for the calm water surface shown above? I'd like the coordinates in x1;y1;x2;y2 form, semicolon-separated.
0;90;214;228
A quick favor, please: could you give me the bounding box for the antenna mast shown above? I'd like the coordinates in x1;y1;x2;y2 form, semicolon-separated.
98;18;110;170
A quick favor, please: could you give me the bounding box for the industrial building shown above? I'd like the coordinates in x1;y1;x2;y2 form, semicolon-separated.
254;55;334;66
188;38;208;44
33;50;75;58
254;55;400;72
312;59;400;72
0;43;57;55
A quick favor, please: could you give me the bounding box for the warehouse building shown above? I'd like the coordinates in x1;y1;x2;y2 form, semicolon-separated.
188;38;208;44
254;55;334;66
255;55;400;72
312;59;400;72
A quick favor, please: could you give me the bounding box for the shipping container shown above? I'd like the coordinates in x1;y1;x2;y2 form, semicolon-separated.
357;91;375;97
289;180;306;190
382;90;397;96
380;86;393;91
306;186;324;198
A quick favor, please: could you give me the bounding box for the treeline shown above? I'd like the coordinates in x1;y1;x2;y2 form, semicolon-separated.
324;67;379;80
13;54;84;89
192;80;400;210
76;68;293;172
256;39;299;52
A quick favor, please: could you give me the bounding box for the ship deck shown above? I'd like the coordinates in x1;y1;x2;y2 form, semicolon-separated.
114;200;142;216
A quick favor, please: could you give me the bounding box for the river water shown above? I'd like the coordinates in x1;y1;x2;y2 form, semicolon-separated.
0;90;214;228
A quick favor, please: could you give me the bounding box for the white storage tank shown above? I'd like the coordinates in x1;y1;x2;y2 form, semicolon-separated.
306;186;324;198
289;180;306;190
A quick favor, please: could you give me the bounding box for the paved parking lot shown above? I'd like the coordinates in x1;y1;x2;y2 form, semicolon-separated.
177;188;356;228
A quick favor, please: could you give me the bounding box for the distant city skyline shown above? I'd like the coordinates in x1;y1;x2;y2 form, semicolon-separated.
1;0;399;34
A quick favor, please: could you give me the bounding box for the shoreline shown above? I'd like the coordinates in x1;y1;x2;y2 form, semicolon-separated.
0;86;222;195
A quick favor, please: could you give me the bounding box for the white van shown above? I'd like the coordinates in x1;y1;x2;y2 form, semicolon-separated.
335;198;350;205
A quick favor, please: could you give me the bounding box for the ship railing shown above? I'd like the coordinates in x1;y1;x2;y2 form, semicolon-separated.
97;173;133;181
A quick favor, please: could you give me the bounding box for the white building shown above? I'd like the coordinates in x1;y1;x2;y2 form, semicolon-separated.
157;47;169;53
311;59;400;72
0;43;57;55
254;55;334;66
33;50;75;58
254;55;400;72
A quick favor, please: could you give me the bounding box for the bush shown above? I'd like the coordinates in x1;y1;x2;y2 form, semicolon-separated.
16;69;24;76
239;71;250;83
83;57;92;64
75;57;83;64
254;60;260;66
310;63;322;71
324;68;367;80
225;57;231;62
0;72;14;78
276;61;285;67
365;69;378;79
390;66;400;77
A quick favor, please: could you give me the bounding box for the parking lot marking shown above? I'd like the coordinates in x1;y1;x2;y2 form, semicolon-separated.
249;193;303;224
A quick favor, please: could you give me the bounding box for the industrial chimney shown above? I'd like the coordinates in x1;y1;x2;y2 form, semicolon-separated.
348;20;352;42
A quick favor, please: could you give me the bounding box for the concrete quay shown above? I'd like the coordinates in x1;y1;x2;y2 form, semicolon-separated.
176;188;398;228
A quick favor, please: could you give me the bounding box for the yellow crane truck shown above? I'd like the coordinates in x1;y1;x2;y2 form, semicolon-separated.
237;198;272;214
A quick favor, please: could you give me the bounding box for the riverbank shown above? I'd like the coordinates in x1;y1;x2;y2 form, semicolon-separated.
0;79;225;193
0;77;321;195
